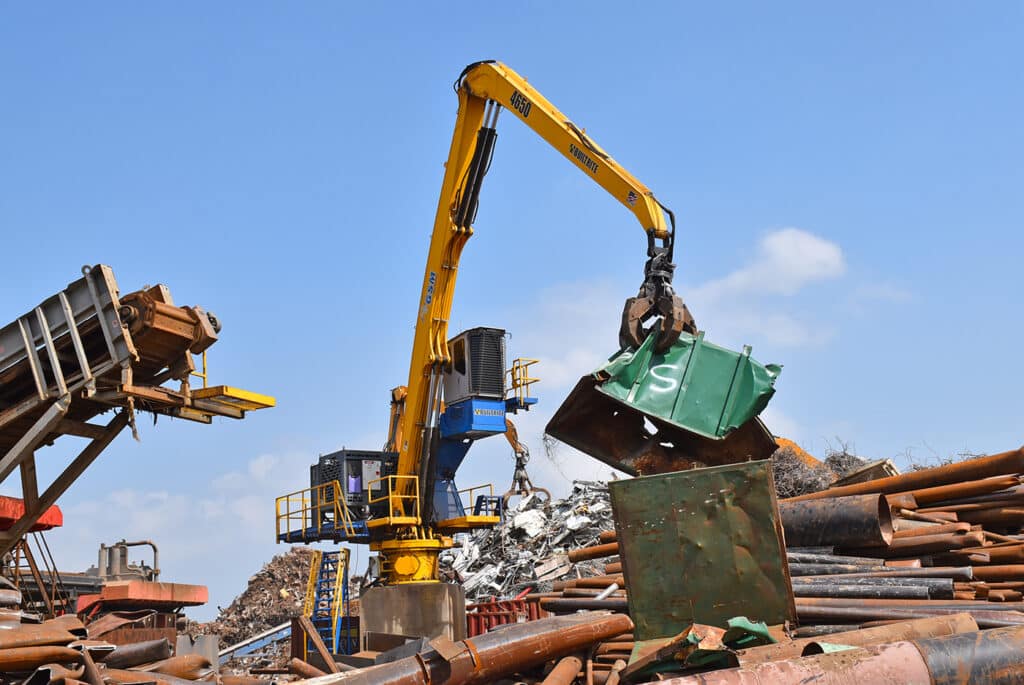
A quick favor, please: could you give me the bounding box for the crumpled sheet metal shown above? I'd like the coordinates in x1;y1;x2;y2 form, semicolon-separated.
441;481;615;602
609;461;795;641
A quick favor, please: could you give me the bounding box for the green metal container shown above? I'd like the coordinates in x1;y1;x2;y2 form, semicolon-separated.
547;331;782;475
598;330;781;440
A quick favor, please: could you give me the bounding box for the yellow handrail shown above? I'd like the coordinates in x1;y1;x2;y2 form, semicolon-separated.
457;483;497;516
368;475;420;522
275;480;358;541
507;358;540;407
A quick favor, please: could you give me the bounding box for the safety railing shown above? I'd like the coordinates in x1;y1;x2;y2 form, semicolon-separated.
275;480;358;542
459;483;501;517
507;357;540;408
367;475;420;527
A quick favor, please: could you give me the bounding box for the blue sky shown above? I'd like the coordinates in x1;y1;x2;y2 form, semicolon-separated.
1;4;1021;619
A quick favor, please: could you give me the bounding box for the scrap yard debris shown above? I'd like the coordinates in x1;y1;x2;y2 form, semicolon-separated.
191;547;313;649
443;481;615;602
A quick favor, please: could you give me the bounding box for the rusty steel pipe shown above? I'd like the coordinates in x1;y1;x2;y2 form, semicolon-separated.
599;530;617;543
0;623;82;650
104;639;173;670
540;655;584;685
647;625;1024;685
791;583;931;599
894;522;972;538
968;565;1024;581
141;654;213;680
640;640;932;684
798;566;975;581
541;598;629;613
787;447;1024;502
899;475;1022;506
779;494;893;548
735;613;977;665
840;530;986;558
553;575;624;591
786;552;885;565
0;646;82;671
568;542;620;563
292;612;634;685
886;493;918;511
289;658;327;679
795;604;1024;628
788;563;887;576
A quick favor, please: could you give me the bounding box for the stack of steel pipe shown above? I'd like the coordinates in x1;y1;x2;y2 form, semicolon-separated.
0;614;219;685
777;446;1024;625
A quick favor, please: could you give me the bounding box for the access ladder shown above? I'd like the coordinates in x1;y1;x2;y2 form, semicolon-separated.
303;549;355;657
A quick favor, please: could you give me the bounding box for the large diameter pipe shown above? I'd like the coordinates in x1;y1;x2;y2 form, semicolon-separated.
735;613;977;665
637;640;931;684
103;638;172;669
786;447;1024;502
779;495;893;547
292;612;634;685
644;625;1024;685
903;625;1024;684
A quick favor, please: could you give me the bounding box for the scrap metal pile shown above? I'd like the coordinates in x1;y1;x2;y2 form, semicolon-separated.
0;609;222;685
443;481;615;602
190;547;313;650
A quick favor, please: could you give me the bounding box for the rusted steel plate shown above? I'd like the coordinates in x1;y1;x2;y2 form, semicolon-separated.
609;461;795;640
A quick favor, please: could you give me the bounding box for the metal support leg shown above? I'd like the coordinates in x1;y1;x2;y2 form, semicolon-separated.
0;411;129;557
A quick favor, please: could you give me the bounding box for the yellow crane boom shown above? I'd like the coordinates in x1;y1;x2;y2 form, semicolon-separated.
378;60;694;584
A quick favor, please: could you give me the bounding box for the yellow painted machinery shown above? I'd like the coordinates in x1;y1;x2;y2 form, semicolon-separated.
275;60;693;587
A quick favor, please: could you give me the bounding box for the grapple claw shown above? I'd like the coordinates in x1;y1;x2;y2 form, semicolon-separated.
619;252;696;352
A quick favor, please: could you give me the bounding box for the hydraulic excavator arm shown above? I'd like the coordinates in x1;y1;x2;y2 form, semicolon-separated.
381;60;696;584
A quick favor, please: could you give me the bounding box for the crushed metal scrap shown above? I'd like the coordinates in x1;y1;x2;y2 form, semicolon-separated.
441;480;616;602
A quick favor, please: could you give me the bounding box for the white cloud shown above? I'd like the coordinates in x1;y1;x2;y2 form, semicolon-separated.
690;227;846;302
47;451;311;621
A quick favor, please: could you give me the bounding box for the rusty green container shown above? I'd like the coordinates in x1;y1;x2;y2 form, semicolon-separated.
598;330;781;440
547;331;782;475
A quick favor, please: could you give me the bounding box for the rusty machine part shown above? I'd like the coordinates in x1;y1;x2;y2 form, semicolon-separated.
778;494;895;549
